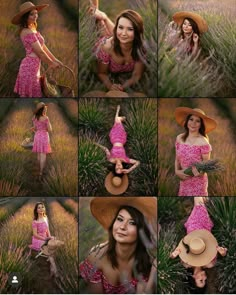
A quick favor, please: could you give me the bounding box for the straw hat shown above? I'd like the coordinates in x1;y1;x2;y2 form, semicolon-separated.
34;102;47;114
90;197;157;230
175;107;217;133
105;91;129;98
172;11;208;33
11;2;49;25
105;172;129;195
178;229;217;267
41;239;64;256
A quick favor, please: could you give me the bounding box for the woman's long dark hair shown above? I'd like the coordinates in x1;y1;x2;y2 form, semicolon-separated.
33;202;47;220
19;10;37;32
106;205;152;277
187;268;207;294
113;10;146;61
181;114;207;142
35;106;45;120
180;18;200;50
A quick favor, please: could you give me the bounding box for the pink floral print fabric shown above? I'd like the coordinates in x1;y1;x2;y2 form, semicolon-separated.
32;118;51;153
80;258;147;294
14;32;45;97
175;142;212;196
29;220;49;251
94;37;135;73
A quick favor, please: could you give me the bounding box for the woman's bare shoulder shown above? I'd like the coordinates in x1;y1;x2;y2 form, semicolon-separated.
20;28;34;38
87;242;108;265
198;136;210;145
176;133;184;143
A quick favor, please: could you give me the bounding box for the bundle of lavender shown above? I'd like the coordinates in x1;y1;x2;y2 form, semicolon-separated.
184;159;224;176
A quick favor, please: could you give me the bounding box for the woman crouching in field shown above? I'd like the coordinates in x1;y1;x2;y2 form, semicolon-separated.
88;0;146;94
165;11;208;59
79;197;157;294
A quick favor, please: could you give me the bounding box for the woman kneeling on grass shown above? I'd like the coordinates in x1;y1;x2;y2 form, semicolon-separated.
89;0;146;93
170;197;227;290
80;197;157;294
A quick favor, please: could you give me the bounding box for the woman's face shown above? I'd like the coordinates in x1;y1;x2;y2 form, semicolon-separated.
112;209;137;244
27;9;38;25
182;19;193;34
193;270;207;288
116;17;135;44
187;115;201;132
37;203;45;215
115;160;123;174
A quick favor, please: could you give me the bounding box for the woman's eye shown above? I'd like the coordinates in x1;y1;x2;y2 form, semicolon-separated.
118;26;123;29
128;28;134;31
117;217;123;222
129;220;136;225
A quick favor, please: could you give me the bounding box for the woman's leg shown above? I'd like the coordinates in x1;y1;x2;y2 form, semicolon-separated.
39;153;47;176
115;105;125;123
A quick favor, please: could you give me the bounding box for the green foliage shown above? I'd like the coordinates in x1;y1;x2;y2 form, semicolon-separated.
207;197;236;293
158;223;188;294
79;98;108;135
158;197;181;224
79;136;107;196
125;99;157;195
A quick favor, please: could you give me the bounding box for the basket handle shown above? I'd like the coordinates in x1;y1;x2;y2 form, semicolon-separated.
43;64;76;86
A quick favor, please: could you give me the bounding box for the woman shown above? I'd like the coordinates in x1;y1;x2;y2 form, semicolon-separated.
32;102;52;180
80;197;157;294
89;1;146;92
11;2;62;97
170;197;227;289
96;105;140;175
174;107;217;196
166;11;208;58
29;202;53;252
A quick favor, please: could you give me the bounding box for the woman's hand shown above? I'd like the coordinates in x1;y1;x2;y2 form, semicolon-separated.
121;169;130;174
193;33;199;43
217;246;227;256
170;248;181;259
110;84;124;91
89;7;107;21
191;166;201;177
175;170;191;180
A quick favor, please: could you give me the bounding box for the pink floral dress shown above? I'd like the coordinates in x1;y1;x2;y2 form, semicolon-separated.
29;219;49;251
14;32;44;97
175;142;212;196
32;117;51;153
80;258;147;294
108;122;130;163
184;204;217;266
94;37;135;73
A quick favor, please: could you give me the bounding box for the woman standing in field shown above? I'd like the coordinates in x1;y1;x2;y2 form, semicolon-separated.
174;107;217;196
95;105;140;194
170;197;227;289
11;1;62;97
165;11;208;58
80;197;157;294
29;202;53;253
89;0;146;93
32;102;52;180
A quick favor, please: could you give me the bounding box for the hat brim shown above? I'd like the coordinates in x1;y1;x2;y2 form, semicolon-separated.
105;172;129;195
11;4;49;25
172;11;208;33
175;107;217;133
90;197;157;230
34;103;48;114
178;229;217;267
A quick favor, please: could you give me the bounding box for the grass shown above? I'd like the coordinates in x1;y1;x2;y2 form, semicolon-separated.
158;0;236;97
